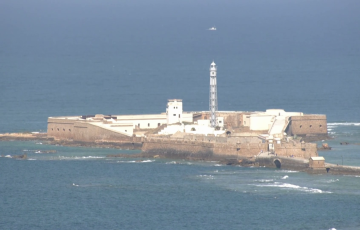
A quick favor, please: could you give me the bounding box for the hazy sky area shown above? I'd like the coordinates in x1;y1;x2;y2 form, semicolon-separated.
1;0;359;57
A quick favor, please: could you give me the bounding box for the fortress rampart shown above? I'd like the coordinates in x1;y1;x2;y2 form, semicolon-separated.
47;108;324;164
142;136;317;160
286;115;327;137
48;117;131;142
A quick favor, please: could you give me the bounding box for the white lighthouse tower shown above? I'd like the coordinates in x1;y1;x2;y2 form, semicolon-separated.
209;61;218;128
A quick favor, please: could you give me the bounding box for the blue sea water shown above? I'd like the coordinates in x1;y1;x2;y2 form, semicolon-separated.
1;0;360;229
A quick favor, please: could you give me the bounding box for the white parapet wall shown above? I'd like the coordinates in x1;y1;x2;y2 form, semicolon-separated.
115;114;167;129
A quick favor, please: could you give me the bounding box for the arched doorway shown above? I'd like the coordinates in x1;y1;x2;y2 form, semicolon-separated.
274;159;281;168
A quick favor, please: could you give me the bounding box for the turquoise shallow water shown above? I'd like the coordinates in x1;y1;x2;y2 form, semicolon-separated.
1;0;360;229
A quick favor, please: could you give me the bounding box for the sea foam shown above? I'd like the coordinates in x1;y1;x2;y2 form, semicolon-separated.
256;182;331;193
254;179;274;183
327;122;360;127
275;170;299;173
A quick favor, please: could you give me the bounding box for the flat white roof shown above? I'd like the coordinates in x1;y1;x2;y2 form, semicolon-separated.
310;156;325;161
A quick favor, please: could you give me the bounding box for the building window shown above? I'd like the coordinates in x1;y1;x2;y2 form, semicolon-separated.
300;125;302;128
69;129;71;132
148;123;150;127
319;125;322;128
178;114;180;118
138;123;140;128
63;128;65;131
310;125;312;128
51;128;53;131
125;130;127;132
219;121;222;123
173;114;176;116
158;123;160;127
57;128;59;131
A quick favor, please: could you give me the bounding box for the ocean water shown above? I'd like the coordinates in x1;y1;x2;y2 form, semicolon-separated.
1;0;360;229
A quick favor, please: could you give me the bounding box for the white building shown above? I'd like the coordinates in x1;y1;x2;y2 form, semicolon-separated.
166;99;183;124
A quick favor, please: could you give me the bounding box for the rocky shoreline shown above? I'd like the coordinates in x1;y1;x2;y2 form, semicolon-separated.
2;132;360;175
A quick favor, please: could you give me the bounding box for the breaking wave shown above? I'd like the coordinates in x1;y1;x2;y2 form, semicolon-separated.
327;122;360;127
141;160;154;163
197;175;215;180
116;159;155;163
281;175;289;179
275;170;299;173
325;179;339;183
254;179;274;183
256;182;331;193
58;156;106;160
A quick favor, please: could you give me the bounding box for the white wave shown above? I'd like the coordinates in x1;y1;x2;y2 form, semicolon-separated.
197;175;215;179
256;182;331;193
141;160;154;163
255;179;274;183
214;170;219;173
72;183;79;187
275;170;298;173
214;164;223;167
282;175;289;179
81;156;105;159
166;161;178;164
58;156;105;160
28;158;36;160
327;129;332;131
4;155;11;158
325;179;339;183
327;122;360;127
117;160;136;163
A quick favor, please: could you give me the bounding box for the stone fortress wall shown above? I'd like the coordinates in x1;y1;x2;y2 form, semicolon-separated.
142;135;318;160
48;109;324;161
48;117;132;142
286;115;327;136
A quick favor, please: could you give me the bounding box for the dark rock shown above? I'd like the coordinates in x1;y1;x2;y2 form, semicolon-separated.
12;154;27;159
318;143;332;150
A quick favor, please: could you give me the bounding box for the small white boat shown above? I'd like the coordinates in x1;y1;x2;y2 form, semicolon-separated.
208;26;216;31
4;155;12;158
